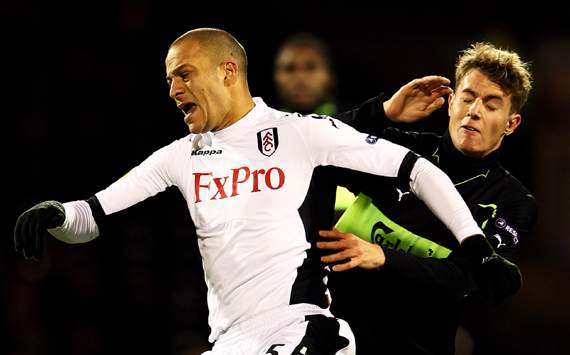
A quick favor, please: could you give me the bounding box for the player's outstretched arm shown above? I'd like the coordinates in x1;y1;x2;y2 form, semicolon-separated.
13;137;181;261
317;229;522;305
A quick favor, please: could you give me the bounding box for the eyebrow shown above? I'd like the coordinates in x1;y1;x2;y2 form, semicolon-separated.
461;88;504;103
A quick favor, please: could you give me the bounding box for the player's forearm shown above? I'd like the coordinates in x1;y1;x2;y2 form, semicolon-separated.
409;158;483;243
381;248;471;300
48;200;100;243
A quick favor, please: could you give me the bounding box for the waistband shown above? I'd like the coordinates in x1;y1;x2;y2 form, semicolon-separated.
216;303;332;344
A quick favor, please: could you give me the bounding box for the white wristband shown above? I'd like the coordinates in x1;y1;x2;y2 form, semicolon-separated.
48;200;100;244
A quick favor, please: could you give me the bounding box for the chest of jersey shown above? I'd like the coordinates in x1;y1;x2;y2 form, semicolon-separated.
180;127;313;230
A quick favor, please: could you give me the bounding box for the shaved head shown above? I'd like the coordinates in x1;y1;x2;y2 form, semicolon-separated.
171;28;248;80
165;28;254;134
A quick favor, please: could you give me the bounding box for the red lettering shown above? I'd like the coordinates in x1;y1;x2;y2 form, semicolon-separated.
194;166;285;203
212;176;229;200
231;166;250;197
251;169;266;192
193;172;212;203
265;167;285;190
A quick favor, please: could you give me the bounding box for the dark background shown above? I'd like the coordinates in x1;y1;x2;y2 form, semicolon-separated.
2;1;569;354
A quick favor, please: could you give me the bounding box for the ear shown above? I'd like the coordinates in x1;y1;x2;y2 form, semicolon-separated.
447;92;455;117
222;60;239;86
504;113;522;136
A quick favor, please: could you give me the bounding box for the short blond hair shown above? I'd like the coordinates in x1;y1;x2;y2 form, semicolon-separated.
172;28;248;79
455;42;532;113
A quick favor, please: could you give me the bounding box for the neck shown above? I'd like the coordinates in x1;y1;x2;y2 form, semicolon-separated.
216;88;255;131
439;131;500;177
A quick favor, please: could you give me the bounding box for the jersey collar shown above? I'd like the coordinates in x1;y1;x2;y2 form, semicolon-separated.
437;130;500;182
213;97;268;139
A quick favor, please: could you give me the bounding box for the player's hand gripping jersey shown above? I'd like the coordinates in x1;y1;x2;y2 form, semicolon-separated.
25;98;482;342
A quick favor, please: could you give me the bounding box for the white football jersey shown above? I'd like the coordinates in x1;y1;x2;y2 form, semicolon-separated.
93;98;481;341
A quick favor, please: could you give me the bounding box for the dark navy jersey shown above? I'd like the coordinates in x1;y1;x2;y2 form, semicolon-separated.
314;95;538;355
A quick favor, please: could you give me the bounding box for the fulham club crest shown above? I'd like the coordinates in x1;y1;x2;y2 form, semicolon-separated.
257;127;279;157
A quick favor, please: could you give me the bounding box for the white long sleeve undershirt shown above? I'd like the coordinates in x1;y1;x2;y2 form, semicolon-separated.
409;157;483;243
48;200;99;244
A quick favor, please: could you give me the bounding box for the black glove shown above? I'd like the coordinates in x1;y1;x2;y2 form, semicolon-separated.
460;234;522;305
14;200;65;260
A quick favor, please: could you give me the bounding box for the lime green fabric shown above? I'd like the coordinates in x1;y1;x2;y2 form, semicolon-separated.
335;193;451;258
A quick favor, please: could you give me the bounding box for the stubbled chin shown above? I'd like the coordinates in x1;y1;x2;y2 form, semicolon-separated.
187;121;199;134
454;134;478;154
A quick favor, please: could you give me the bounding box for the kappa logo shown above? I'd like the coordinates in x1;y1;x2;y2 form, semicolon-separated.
257;127;279;157
191;149;222;156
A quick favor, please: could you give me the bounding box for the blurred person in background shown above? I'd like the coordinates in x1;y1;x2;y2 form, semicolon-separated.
273;32;355;215
273;32;338;116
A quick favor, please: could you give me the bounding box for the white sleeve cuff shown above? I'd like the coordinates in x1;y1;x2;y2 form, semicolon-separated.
48;200;100;244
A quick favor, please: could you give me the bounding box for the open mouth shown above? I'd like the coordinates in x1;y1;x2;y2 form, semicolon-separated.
178;102;197;115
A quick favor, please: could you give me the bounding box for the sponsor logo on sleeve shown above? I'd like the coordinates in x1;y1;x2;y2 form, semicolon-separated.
366;135;379;144
494;217;520;244
495;218;507;228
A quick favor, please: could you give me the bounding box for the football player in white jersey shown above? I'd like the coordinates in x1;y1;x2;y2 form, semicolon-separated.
14;28;502;355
